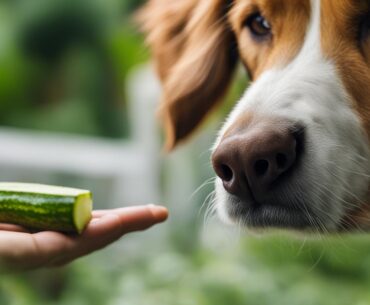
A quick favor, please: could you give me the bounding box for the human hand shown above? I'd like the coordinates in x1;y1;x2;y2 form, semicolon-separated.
0;205;168;272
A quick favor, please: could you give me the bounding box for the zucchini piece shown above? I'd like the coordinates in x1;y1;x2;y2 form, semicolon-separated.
0;182;92;234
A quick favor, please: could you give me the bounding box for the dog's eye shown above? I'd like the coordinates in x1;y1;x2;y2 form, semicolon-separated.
245;13;271;38
359;14;370;41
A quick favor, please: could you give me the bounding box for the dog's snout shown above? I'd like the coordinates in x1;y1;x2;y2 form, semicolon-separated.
212;125;301;202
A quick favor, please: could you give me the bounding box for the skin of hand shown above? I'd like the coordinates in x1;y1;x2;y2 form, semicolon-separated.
0;204;168;272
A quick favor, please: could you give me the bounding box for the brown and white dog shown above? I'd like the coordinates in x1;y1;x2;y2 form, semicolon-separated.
139;0;370;232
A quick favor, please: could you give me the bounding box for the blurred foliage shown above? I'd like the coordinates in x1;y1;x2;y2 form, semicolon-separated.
0;0;148;138
3;233;370;305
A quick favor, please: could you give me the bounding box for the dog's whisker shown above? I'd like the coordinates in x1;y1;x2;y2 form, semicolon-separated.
307;247;326;273
297;177;348;237
200;189;217;217
326;143;368;162
326;168;366;205
203;192;217;228
192;177;217;202
296;236;307;257
310;178;360;211
327;160;370;178
308;184;365;236
288;180;322;234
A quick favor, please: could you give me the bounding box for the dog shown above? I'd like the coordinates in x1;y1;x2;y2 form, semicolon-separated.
138;0;370;232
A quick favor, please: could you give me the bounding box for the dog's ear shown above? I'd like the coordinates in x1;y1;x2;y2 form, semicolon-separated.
137;0;238;150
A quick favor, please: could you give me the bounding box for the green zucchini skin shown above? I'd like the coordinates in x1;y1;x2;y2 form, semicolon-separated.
0;192;76;232
0;183;93;233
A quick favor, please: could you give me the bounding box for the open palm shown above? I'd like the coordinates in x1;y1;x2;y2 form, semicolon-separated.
0;205;168;271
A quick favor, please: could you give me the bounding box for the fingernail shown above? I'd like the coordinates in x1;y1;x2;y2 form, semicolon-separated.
148;204;169;222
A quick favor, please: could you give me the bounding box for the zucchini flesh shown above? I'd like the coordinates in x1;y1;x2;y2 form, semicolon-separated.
0;183;92;234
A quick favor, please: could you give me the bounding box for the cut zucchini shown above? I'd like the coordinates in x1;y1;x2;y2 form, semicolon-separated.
0;183;92;234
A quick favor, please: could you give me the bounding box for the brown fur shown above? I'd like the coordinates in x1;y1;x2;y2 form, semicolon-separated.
137;0;238;150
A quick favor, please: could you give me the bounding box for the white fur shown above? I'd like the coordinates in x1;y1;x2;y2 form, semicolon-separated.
213;0;370;230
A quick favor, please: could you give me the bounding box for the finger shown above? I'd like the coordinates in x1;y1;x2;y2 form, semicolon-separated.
98;204;169;231
48;205;168;266
71;205;168;256
0;223;29;233
91;205;168;219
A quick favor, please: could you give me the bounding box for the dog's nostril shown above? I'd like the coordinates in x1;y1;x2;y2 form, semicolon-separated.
276;153;287;169
220;164;233;182
254;159;269;176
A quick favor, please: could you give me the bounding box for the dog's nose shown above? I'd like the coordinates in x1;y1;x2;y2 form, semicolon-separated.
212;125;300;201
